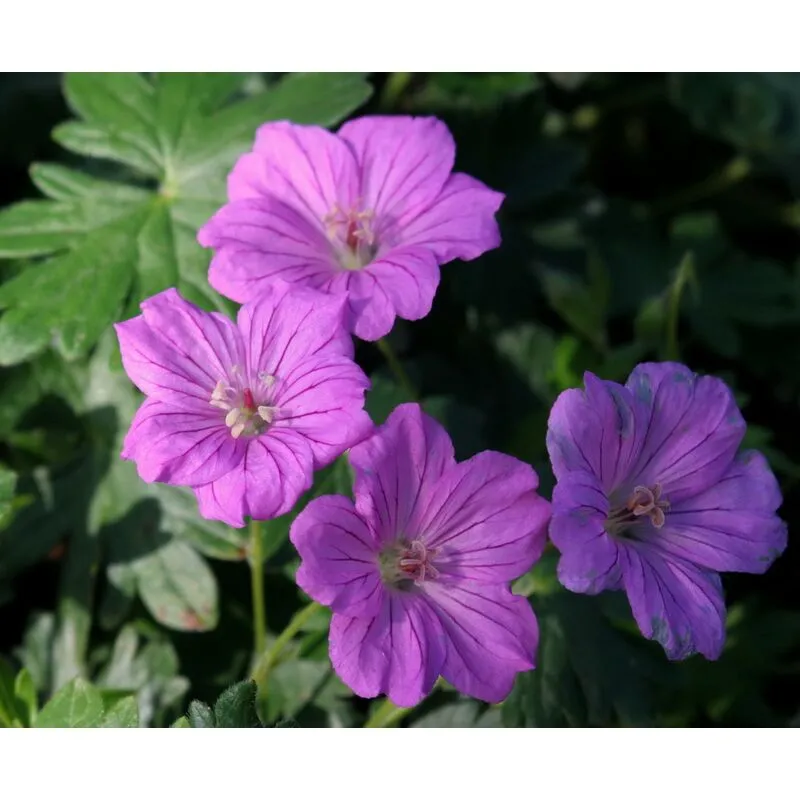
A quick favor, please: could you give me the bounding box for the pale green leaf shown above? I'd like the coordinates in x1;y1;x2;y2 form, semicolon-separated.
100;696;139;728
35;677;104;728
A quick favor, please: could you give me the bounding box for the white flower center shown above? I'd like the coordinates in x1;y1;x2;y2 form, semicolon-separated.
323;203;377;270
209;369;280;439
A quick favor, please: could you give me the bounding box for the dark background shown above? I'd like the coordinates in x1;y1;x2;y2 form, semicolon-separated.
0;73;798;727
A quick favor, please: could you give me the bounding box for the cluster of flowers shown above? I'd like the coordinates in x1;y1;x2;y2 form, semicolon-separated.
116;116;787;707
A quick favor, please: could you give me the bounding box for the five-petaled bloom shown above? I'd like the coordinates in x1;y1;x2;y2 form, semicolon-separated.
290;403;551;706
115;282;372;528
198;116;504;341
547;362;787;660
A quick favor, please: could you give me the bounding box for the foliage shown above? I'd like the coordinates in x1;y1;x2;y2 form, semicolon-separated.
0;72;799;727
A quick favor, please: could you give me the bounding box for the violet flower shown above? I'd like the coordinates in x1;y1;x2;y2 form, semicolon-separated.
290;403;551;706
547;362;787;660
115;283;371;528
198;116;504;340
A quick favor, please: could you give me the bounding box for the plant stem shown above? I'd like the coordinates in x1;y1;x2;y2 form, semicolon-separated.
376;337;418;401
363;697;414;728
251;601;324;687
248;519;267;660
648;156;751;217
665;252;695;362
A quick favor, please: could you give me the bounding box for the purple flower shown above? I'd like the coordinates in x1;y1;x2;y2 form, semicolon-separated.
198;116;504;341
547;362;787;660
290;403;551;706
115;283;372;528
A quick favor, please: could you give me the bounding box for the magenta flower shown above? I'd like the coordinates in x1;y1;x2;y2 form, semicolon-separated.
290;403;551;706
197;116;504;341
115;283;371;528
547;362;787;660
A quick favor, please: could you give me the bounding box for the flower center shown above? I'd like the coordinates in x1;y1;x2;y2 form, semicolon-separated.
378;538;439;589
605;483;670;537
209;369;280;439
323;203;377;271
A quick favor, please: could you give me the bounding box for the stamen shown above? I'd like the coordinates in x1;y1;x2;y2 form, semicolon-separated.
257;405;278;423
258;372;276;388
209;374;280;439
323;203;378;270
380;538;440;588
606;483;670;536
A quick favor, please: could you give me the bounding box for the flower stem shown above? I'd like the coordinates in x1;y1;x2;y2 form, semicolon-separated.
665;252;696;362
647;156;751;217
248;519;267;660
251;601;324;687
363;697;414;728
376;337;418;401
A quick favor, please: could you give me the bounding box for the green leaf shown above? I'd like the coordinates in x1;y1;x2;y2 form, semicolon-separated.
213;681;260;728
131;537;219;633
0;72;374;365
35;677;104;728
100;696;139;728
0;465;17;528
504;592;656;727
0;210;144;364
181;682;262;728
538;262;608;352
365;374;415;425
95;626;188;727
0;660;26;728
670;73;800;157
412;701;481;727
30;163;151;202
14;613;56;694
0;197;140;258
495;323;559;404
410;72;540;111
264;660;349;724
187;700;215;728
14;669;38;727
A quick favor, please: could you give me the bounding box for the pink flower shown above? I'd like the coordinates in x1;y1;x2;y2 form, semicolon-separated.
115;283;372;528
198;116;504;340
290;404;551;707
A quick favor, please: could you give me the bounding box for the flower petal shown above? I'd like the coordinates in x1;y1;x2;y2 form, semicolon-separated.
550;470;623;594
194;427;314;527
420;451;551;583
273;354;372;466
291;495;383;617
546;371;646;491
193;479;245;529
332;267;396;341
237;281;354;382
362;245;441;323
625;362;745;501
339;115;455;228
349;403;456;545
641;450;787;574
423;581;537;703
227;121;359;226
398;173;504;263
620;542;726;660
115;288;242;409
200;196;336;305
329;592;445;707
122;398;244;486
